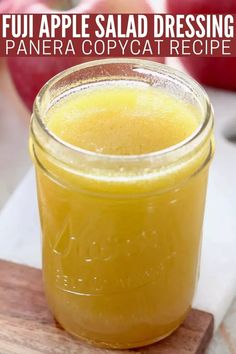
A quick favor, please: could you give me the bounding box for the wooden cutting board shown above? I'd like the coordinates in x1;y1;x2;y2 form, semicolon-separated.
0;260;213;354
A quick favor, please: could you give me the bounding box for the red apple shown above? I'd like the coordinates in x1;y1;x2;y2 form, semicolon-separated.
0;0;12;12
29;0;155;14
4;0;164;110
0;0;44;12
167;0;236;91
166;0;236;14
0;0;14;12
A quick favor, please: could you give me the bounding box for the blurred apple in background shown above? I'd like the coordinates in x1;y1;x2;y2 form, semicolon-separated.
167;0;236;91
27;0;155;13
0;0;81;12
0;1;11;12
167;0;236;13
1;0;164;111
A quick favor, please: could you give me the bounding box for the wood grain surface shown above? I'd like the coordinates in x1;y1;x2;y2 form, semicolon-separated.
0;260;213;354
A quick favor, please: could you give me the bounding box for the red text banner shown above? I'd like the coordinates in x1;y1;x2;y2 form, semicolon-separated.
0;13;235;57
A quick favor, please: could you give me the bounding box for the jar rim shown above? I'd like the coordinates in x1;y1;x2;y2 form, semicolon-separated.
32;58;213;166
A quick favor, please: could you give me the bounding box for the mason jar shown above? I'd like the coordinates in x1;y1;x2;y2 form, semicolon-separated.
30;59;214;349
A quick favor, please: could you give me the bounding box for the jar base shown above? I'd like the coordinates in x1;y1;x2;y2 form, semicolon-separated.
56;320;183;350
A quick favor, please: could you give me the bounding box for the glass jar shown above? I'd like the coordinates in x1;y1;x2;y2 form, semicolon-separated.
30;59;214;349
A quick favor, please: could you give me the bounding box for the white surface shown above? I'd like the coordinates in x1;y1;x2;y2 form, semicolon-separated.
0;69;30;209
0;87;236;331
193;89;236;329
0;169;41;268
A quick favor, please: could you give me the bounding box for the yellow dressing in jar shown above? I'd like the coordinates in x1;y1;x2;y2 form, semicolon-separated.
47;86;199;155
30;60;214;349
